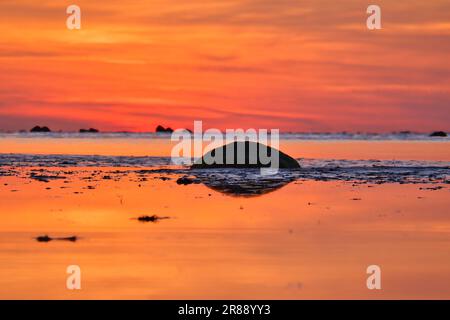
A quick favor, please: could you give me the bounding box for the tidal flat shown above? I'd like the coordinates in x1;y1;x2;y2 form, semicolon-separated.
0;135;449;299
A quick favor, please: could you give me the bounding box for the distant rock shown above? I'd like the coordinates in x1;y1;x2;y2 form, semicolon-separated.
191;141;300;169
155;125;174;133
430;131;447;137
30;126;51;133
79;128;99;133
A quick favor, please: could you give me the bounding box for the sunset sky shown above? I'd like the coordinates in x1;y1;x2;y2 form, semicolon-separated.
0;0;449;132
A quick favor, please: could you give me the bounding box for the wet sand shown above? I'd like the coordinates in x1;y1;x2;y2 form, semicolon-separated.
0;162;449;299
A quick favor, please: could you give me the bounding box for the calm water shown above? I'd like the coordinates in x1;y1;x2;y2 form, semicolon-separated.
0;134;449;299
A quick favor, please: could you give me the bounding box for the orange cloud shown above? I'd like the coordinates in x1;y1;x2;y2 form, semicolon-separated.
0;0;449;132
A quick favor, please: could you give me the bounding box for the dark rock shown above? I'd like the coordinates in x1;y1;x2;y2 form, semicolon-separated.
79;128;99;133
430;131;447;137
155;125;174;133
30;126;51;133
191;141;300;169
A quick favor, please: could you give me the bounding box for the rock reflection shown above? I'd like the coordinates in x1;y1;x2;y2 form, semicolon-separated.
191;168;297;197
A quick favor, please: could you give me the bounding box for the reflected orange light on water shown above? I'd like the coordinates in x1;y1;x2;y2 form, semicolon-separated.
1;137;449;161
0;168;449;299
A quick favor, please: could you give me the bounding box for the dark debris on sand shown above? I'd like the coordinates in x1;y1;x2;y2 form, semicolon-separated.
35;235;78;242
176;176;201;185
419;186;444;191
136;215;170;223
29;173;67;183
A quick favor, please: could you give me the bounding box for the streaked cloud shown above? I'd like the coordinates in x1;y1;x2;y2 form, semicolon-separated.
0;0;449;132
